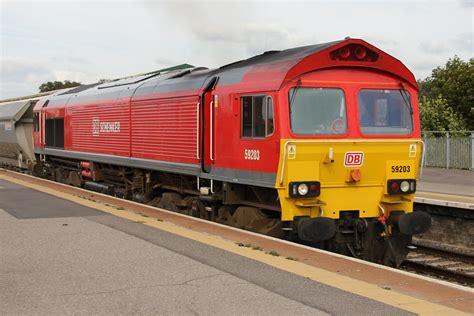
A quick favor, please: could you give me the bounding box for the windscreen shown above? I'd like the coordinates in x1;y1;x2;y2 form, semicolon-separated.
358;89;413;135
289;88;347;135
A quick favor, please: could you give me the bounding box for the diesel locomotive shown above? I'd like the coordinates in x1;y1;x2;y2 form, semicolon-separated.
0;38;431;266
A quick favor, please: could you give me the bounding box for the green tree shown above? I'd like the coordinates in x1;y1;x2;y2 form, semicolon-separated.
38;80;82;92
418;56;474;129
419;95;466;131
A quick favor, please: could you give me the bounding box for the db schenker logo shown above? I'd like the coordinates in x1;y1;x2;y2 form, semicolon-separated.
92;117;121;136
344;152;364;167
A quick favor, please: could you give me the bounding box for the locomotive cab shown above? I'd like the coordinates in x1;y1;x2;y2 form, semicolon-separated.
276;63;431;265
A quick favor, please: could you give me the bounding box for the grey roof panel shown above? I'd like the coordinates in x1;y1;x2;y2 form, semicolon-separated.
0;100;36;122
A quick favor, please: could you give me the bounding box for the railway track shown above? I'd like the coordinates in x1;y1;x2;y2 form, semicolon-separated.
401;243;474;287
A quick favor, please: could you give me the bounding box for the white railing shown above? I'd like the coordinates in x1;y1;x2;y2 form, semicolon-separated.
422;131;474;170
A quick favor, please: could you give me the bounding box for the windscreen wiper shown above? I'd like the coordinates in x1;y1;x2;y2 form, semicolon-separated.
289;79;302;114
399;83;413;114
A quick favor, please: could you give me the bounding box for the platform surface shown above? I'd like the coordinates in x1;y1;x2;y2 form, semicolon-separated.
0;173;472;315
418;167;474;197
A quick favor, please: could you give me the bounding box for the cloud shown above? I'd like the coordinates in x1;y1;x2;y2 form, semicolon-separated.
451;33;473;53
51;56;92;65
196;22;306;55
0;57;98;99
413;61;439;73
2;1;472;98
459;0;473;8
155;2;310;56
420;42;450;55
0;57;53;98
1;57;53;83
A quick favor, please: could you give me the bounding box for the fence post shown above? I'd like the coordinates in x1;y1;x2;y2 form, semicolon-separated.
471;132;474;171
446;132;450;169
422;132;425;167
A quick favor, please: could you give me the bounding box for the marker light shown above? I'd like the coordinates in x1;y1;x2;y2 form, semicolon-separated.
298;183;309;196
310;184;319;193
329;44;379;62
354;46;367;59
390;181;400;192
339;46;351;59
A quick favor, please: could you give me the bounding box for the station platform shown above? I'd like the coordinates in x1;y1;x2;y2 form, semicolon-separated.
418;167;474;197
416;167;474;210
0;171;473;315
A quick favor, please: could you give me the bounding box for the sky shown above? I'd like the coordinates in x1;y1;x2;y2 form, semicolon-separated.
0;0;473;99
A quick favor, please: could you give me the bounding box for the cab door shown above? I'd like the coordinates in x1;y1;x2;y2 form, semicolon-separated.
201;78;218;173
40;106;46;147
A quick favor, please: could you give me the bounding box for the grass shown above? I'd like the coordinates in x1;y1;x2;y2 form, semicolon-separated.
134;220;146;224
266;250;280;257
236;243;265;252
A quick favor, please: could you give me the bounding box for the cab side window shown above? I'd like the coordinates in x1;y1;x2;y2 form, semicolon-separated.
241;96;274;138
33;112;40;132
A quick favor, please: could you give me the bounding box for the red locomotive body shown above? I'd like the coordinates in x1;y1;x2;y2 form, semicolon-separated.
32;39;431;266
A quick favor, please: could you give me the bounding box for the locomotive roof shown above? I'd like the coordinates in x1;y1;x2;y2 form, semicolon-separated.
36;38;417;108
146;41;343;91
132;38;416;98
217;41;341;72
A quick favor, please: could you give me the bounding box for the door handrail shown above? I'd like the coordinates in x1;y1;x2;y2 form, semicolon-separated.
196;102;200;160
210;100;215;161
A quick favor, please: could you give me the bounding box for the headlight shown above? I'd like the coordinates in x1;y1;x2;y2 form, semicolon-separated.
387;179;416;195
298;183;308;196
400;181;410;193
289;182;320;198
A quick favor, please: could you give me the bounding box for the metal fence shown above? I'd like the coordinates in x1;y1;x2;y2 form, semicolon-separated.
422;131;474;170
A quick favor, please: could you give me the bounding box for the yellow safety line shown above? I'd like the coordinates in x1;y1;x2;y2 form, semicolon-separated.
416;191;474;204
0;174;470;316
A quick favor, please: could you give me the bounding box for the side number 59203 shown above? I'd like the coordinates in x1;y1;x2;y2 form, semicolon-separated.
244;149;260;160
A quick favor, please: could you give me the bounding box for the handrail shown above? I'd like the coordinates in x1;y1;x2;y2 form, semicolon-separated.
196;102;200;160
420;140;425;178
210;100;215;161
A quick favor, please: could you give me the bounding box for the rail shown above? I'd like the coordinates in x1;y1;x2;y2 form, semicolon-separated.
402;244;474;287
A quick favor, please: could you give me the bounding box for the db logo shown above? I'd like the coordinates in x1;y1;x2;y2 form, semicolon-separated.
344;152;364;167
